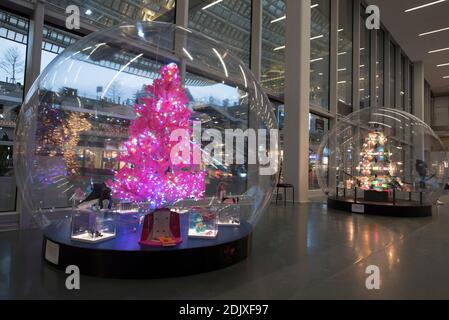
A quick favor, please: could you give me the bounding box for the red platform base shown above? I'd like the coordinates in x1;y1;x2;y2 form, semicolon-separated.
139;209;182;247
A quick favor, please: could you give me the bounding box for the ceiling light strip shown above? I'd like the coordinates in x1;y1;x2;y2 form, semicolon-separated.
405;0;447;13
202;0;223;10
419;26;449;36
429;47;449;54
271;4;319;24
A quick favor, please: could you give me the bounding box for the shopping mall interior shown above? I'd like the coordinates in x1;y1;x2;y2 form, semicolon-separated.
1;0;449;300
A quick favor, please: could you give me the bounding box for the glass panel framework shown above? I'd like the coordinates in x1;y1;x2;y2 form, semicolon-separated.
189;0;252;66
262;0;286;98
0;9;29;212
359;5;371;109
337;0;353;116
310;0;331;110
309;113;329;190
0;0;424;208
376;29;384;108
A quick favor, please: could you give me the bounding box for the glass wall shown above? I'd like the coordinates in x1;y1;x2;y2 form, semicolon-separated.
272;100;285;159
376;29;385;107
337;0;353;116
389;42;396;107
359;5;371;109
310;0;331;110
189;0;252;66
0;9;29;212
309;113;329;190
262;0;286;98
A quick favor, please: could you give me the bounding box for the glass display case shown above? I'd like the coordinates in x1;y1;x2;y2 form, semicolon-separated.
71;211;116;243
188;207;218;239
216;204;241;226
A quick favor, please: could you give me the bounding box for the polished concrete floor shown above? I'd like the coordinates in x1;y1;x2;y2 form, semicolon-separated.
1;199;449;300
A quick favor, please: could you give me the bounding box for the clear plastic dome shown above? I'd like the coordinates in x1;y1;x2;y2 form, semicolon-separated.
317;108;448;206
14;22;278;237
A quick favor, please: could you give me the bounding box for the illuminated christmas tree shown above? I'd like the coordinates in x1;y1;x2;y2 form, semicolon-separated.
357;131;395;192
108;63;205;208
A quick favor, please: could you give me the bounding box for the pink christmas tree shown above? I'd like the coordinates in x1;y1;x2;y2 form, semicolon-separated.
108;63;205;208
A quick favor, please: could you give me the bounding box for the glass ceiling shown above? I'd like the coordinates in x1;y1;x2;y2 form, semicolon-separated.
45;0;176;28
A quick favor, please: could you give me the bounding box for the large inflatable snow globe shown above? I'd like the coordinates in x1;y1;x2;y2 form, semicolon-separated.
14;22;278;278
316;107;448;217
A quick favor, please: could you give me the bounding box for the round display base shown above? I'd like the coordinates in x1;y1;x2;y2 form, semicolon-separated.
328;197;433;217
42;215;252;279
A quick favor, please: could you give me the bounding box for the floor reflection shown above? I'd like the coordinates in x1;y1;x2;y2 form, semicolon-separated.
0;199;446;299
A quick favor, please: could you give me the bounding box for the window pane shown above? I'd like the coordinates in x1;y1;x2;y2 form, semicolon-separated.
376;30;384;107
310;0;331;110
189;0;252;66
41;25;81;72
271;100;285;172
309;113;329;190
0;9;28;212
262;0;286;98
45;0;176;28
359;6;371;109
390;42;396;107
337;0;353;116
185;71;250;195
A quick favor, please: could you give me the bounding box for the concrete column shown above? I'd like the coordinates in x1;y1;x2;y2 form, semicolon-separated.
251;0;263;80
284;0;311;203
413;61;425;121
175;0;189;27
24;0;45;94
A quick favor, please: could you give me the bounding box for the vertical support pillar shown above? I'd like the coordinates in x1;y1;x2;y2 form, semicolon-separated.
20;0;45;229
370;29;377;108
395;48;402;109
175;0;189;81
24;0;45;93
404;60;411;113
384;33;391;107
413;61;426;161
329;0;339;122
251;0;263;80
175;0;189;27
247;0;263;200
352;0;361;112
352;0;362;193
284;0;311;203
328;0;339;194
413;61;425;121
